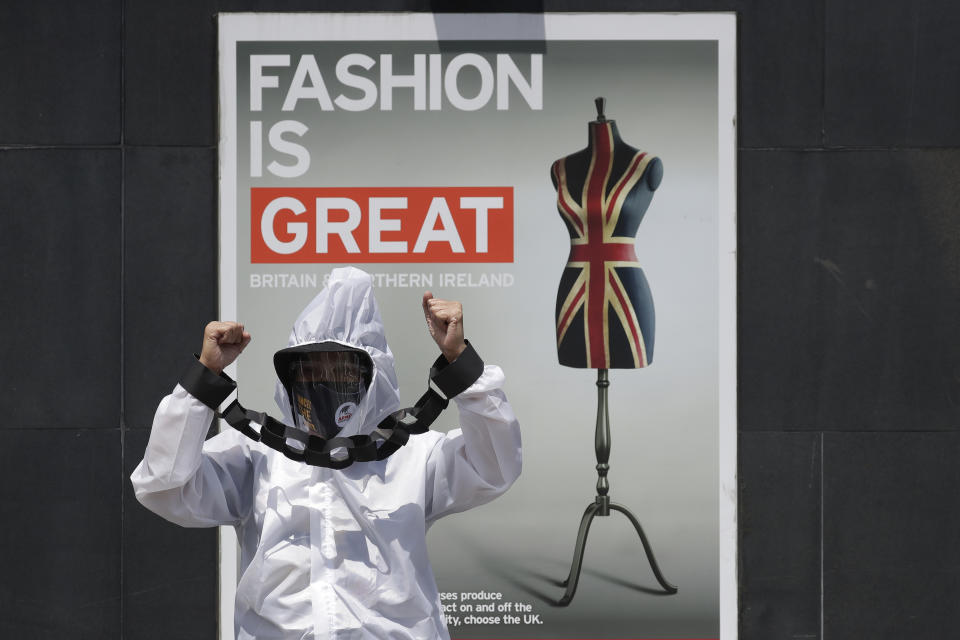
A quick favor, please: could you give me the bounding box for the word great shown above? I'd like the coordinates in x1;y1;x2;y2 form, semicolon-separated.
251;187;513;263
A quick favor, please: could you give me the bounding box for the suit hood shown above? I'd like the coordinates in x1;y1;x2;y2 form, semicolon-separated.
273;267;401;438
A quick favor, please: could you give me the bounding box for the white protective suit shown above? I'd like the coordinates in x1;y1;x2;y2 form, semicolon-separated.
130;267;522;639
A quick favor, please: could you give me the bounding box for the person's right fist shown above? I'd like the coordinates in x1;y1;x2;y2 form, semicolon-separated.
198;321;252;374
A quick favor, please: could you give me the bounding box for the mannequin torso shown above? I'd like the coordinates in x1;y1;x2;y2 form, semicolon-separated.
551;118;662;369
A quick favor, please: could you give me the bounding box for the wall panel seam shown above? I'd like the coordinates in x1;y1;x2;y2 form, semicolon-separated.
120;0;127;636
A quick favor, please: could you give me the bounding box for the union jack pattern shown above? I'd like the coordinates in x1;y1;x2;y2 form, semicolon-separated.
552;123;654;369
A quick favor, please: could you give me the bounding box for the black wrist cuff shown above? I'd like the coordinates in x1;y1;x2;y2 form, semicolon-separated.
180;355;237;409
429;340;484;399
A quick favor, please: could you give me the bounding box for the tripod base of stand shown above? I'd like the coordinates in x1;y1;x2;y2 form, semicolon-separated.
557;499;678;606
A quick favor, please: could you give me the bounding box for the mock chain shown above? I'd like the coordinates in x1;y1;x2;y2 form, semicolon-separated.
218;343;484;469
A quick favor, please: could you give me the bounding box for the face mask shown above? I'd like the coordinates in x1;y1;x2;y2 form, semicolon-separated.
291;379;365;438
286;349;370;439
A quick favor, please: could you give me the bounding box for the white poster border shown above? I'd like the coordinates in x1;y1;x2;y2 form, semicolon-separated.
217;12;737;640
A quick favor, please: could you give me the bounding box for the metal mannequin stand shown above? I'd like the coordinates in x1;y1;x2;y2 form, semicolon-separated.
557;369;678;606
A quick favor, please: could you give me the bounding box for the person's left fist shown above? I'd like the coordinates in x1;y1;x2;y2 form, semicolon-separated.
422;292;467;363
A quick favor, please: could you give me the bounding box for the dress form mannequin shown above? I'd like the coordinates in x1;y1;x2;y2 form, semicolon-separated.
551;99;662;369
550;99;676;606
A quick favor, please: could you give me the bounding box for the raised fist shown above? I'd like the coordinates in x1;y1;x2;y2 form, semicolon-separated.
198;321;252;374
422;292;467;363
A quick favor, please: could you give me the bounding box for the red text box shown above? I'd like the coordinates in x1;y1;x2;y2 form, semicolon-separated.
251;187;514;263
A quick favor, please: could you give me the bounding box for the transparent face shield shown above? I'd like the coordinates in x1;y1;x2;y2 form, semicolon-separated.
288;350;371;439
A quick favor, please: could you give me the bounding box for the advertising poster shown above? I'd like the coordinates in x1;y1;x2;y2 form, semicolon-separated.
218;12;736;639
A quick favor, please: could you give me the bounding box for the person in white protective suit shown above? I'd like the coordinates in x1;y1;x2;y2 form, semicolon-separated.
130;267;522;640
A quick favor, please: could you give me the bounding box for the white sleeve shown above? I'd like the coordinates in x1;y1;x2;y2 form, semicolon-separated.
130;384;254;528
425;364;522;522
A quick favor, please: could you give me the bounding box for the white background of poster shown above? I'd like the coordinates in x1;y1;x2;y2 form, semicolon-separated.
219;12;735;639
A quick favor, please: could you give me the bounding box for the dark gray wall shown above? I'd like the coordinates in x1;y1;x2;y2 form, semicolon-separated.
1;1;957;638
